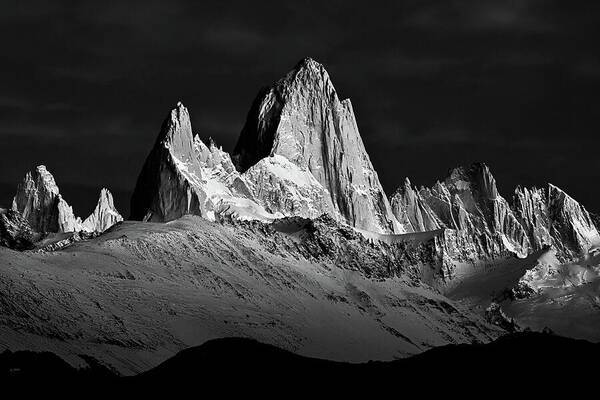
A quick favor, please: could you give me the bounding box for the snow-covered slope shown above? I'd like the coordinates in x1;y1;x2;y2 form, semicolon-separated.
0;215;500;374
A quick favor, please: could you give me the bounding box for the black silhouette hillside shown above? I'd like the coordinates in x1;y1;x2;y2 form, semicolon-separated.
3;332;593;396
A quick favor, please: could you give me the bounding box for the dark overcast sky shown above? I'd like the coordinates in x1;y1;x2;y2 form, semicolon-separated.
1;1;599;217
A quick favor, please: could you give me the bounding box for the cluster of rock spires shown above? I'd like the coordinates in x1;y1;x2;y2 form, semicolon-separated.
130;57;599;266
1;165;123;247
391;164;600;262
3;57;598;266
131;58;399;234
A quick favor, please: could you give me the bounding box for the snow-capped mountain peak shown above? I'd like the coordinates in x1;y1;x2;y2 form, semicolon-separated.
233;57;401;233
131;59;401;234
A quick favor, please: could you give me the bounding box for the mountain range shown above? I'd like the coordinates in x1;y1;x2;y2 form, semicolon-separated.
1;58;599;375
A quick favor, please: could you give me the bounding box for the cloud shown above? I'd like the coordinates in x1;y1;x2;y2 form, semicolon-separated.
404;0;557;33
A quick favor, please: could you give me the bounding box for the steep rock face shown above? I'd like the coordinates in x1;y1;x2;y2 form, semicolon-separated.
391;178;442;233
233;58;400;234
512;184;600;260
11;165;83;233
130;102;207;222
131;102;281;223
546;184;600;259
10;165;123;235
82;189;123;232
512;186;553;251
437;164;527;255
400;164;530;259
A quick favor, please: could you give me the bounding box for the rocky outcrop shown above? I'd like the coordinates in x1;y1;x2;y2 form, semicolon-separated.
11;165;83;233
82;188;123;232
233;58;400;234
0;208;35;250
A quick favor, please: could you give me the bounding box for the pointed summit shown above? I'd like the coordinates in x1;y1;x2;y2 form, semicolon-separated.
546;183;600;256
233;58;400;233
130;102;206;221
82;188;123;232
156;101;196;157
233;57;336;173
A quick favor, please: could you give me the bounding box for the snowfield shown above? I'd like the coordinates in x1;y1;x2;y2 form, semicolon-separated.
0;216;501;375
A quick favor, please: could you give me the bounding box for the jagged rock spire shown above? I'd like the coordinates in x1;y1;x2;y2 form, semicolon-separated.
130;102;207;221
11;165;82;233
391;178;441;232
83;188;123;232
546;183;600;257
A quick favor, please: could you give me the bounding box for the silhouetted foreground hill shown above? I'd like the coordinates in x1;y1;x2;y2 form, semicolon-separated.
3;332;596;396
